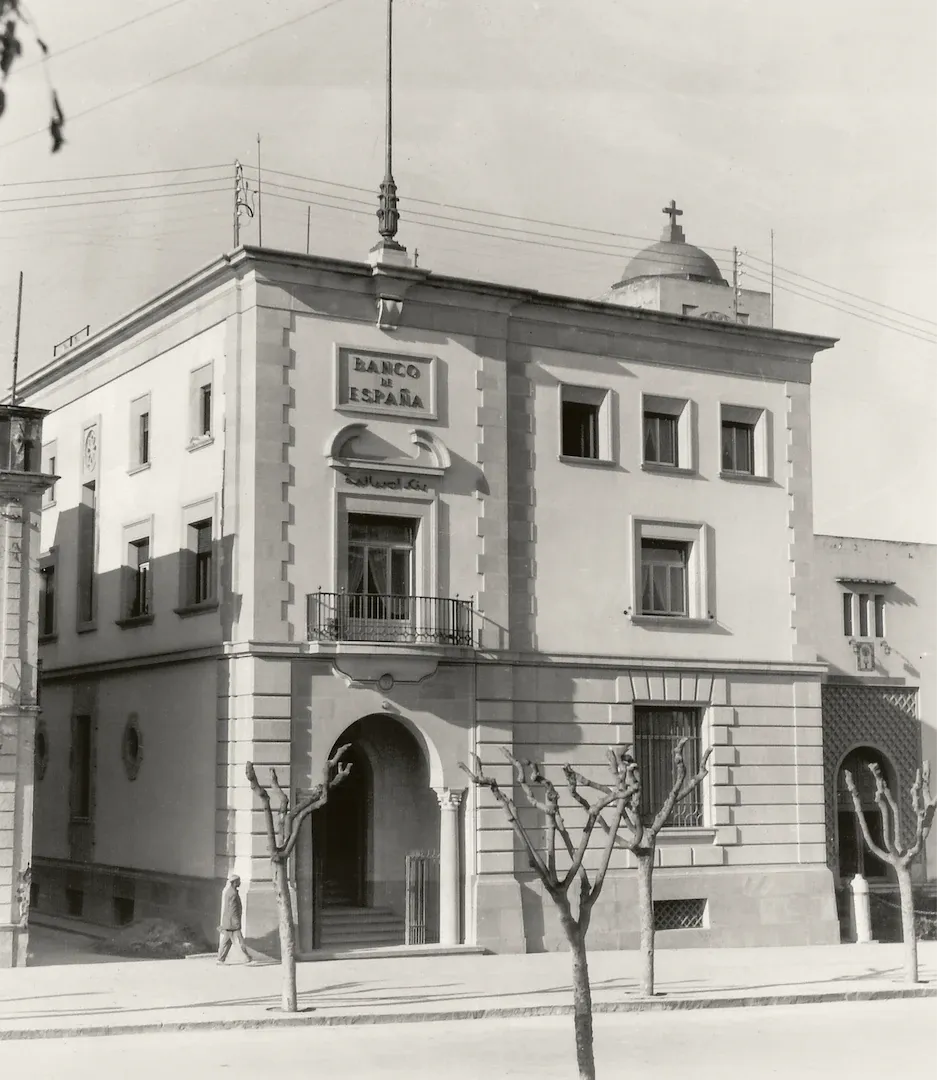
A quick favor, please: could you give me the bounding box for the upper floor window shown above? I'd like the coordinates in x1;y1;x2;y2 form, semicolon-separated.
193;520;213;604
129;538;151;618
42;440;58;506
640;538;688;617
558;384;612;463
130;394;151;471
39;563;56;638
843;591;886;638
722;420;754;474
199;384;212;437
188;363;214;447
720;404;769;480
641;394;691;471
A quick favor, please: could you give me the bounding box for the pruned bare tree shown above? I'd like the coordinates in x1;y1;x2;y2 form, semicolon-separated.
590;737;712;997
461;746;637;1080
0;3;65;151
843;760;937;983
245;745;351;1012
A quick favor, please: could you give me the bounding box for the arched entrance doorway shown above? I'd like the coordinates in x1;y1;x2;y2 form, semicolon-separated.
310;715;439;949
836;746;897;882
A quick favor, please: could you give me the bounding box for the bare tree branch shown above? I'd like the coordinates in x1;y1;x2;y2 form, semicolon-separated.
269;769;290;846
843;769;891;865
246;761;280;862
460;754;552;884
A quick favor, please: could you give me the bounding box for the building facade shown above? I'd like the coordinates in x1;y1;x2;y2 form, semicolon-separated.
23;228;843;955
811;535;936;937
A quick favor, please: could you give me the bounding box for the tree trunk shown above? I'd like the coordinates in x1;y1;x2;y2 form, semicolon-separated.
636;848;655;997
563;917;596;1080
272;856;298;1012
895;864;919;984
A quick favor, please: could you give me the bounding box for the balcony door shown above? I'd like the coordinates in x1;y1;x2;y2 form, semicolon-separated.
346;514;416;639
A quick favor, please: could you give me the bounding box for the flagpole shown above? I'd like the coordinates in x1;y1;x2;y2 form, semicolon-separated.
306;205;311;255
11;271;23;405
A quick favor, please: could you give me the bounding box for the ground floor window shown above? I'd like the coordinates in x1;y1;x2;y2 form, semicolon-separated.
633;706;704;827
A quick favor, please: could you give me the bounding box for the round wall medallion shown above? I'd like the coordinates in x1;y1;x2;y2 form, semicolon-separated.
122;714;144;781
377;673;395;692
34;721;49;782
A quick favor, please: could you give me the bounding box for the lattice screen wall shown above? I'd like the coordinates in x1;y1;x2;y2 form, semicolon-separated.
822;685;921;873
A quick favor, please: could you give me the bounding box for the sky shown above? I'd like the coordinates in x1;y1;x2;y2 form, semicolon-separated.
1;0;934;542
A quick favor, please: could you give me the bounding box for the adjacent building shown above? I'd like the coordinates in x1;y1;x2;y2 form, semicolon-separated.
22;209;848;955
811;535;936;937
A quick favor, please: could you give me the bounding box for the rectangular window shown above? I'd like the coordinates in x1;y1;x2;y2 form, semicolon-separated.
129;538;151;617
640;538;688;616
561;400;599;459
858;593;869;637
71;714;93;821
558;385;611;462
193;520;213;604
843;593;854;636
643;411;678;466
42;441;58;506
347;513;415;621
633;707;704;827
39;564;56;637
199;384;212;436
721;420;754;474
873;594;885;638
139;411;150;466
77;481;96;627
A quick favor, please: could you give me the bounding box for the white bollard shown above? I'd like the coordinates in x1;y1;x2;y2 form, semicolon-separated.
849;873;873;943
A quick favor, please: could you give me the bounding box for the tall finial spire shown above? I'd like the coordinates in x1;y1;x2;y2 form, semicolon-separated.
376;0;400;244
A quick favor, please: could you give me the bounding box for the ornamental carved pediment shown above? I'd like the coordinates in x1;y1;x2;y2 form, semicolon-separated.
326;422;451;478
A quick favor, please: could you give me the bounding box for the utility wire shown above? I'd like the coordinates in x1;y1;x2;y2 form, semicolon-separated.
747;252;937;328
0;163;228;188
0;186;228;214
10;0;197;75
746;269;937;345
0;0;350;150
0;176;230;204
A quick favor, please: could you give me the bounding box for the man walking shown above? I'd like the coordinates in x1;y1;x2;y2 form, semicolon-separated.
217;872;253;964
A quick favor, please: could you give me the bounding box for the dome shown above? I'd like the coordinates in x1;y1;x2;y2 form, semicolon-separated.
613;201;728;288
617;239;727;286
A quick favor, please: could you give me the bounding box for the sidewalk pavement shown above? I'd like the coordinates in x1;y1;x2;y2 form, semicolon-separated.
1;927;934;1041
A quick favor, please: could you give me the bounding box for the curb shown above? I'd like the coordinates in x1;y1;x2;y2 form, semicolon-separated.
1;985;933;1042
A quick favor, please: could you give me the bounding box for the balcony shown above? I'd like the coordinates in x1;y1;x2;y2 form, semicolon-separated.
307;592;475;647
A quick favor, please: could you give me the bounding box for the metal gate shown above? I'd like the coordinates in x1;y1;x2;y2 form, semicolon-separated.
405;851;439;945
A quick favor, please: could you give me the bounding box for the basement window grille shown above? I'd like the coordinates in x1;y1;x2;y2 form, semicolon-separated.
654;898;706;930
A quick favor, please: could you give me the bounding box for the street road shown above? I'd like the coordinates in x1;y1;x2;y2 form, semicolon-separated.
2;1000;933;1078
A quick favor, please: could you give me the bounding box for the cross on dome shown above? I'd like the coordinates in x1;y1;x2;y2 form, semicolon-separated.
660;198;686;243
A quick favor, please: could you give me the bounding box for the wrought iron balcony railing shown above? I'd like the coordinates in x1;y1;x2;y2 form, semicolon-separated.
307;592;475;647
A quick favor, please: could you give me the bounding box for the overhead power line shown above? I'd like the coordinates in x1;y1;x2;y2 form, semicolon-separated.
10;0;197;76
0;186;228;215
0;163;228;188
0;176;230;205
0;0;351;150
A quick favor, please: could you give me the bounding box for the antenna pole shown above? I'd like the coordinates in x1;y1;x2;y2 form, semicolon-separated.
256;133;263;247
306;205;311;255
732;246;739;322
770;228;775;327
233;162;239;248
11;271;23;405
385;0;393;182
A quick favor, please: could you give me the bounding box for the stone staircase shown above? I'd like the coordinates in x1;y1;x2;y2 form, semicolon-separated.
318;905;405;950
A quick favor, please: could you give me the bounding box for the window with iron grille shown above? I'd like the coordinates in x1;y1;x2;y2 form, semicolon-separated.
640;539;688;616
654;898;706;930
633;706;704;826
